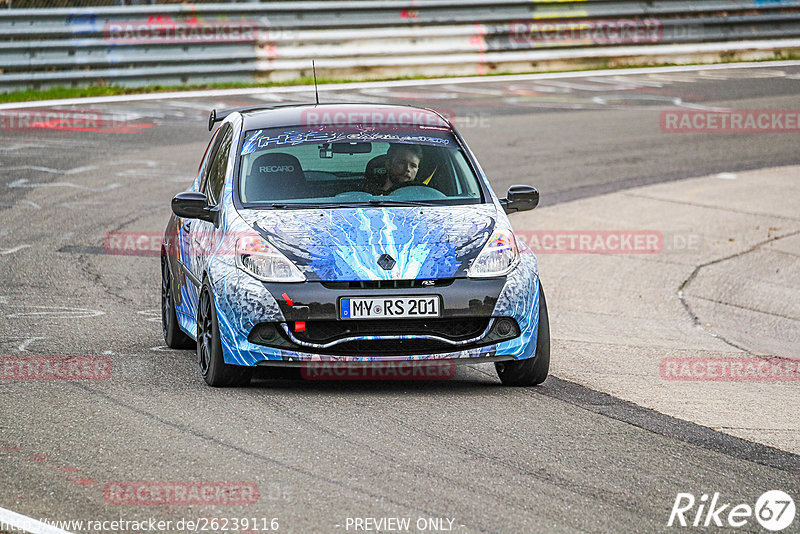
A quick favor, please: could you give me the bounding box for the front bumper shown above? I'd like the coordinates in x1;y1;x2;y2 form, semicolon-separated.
211;252;540;366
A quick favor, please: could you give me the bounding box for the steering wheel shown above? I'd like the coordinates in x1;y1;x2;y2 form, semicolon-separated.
387;185;447;200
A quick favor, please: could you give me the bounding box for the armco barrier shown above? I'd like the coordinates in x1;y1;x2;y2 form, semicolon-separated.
1;0;800;90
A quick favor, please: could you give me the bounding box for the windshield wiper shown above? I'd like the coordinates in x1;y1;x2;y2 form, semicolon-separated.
367;199;436;207
267;203;344;209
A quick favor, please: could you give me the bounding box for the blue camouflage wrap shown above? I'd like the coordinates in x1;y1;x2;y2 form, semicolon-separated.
169;115;543;367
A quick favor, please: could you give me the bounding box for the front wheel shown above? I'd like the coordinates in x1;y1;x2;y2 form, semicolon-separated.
196;281;253;387
496;282;550;386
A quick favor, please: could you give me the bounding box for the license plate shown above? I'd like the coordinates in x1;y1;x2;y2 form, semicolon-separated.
339;295;440;320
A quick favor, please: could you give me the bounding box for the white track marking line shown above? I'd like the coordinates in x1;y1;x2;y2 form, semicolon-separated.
17;337;46;352
8;179;119;193
5;306;105;319
1;165;96;175
0;506;73;534
0;244;31;255
1;60;799;110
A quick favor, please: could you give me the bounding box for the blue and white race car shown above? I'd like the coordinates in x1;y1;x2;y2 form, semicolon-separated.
161;103;549;386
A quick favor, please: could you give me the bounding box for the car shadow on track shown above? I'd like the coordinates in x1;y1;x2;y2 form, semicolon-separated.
245;364;508;393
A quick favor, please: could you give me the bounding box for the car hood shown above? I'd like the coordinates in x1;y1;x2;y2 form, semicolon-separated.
238;205;497;281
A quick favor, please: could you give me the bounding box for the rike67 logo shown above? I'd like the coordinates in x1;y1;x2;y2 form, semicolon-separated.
668;490;795;531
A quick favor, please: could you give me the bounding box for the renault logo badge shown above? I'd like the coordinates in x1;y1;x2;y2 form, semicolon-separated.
377;254;396;270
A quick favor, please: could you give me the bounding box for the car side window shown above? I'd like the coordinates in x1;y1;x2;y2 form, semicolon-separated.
204;126;233;206
196;130;220;193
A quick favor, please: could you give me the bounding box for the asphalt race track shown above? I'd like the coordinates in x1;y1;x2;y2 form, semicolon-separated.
1;63;799;533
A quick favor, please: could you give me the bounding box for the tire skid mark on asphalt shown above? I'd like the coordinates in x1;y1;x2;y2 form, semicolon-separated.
253;368;658;525
467;366;800;473
63;381;482;529
239;384;530;515
378;419;632;513
374;367;658;516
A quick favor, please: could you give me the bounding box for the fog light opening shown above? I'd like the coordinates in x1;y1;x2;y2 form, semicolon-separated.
496;318;515;337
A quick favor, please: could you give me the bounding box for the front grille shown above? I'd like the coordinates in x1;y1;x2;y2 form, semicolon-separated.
295;317;490;344
248;317;520;357
318;338;460;356
320;279;454;290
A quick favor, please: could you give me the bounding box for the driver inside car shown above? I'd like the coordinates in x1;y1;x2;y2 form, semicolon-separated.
364;144;423;196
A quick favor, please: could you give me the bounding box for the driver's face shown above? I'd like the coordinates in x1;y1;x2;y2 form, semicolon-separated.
387;150;420;184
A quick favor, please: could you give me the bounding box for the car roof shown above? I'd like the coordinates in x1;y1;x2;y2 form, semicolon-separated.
239;103;452;131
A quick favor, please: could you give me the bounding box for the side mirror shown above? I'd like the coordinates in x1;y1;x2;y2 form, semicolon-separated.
171;191;216;223
500;185;539;214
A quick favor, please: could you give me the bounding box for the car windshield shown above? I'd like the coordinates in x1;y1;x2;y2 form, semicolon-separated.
238;126;484;207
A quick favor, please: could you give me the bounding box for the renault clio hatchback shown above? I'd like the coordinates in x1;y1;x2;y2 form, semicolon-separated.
161;104;549;387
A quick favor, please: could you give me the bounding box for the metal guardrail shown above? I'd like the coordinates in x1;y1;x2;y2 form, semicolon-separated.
1;0;800;90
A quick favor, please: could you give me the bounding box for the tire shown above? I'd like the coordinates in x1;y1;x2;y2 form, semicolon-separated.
161;257;195;349
196;280;253;387
496;282;550;386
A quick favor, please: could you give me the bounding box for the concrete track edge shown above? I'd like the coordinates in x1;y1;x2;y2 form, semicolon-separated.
511;165;800;456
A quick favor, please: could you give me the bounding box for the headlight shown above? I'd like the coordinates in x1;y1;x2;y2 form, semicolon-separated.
235;235;305;282
467;229;520;278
